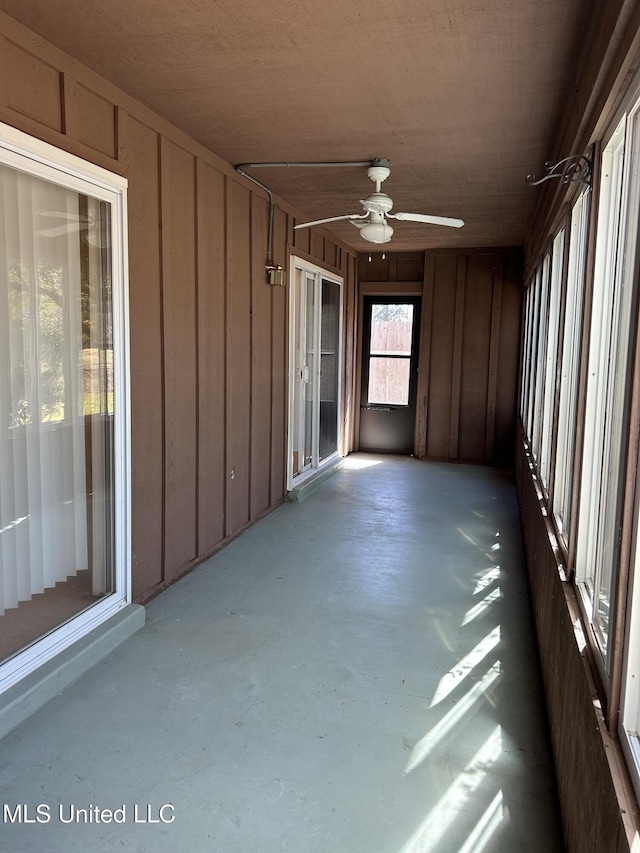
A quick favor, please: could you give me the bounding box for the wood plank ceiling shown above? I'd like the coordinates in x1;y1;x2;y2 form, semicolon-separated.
0;0;589;251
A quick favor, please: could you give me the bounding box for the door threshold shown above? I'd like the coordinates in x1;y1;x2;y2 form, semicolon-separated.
286;458;343;502
0;604;145;741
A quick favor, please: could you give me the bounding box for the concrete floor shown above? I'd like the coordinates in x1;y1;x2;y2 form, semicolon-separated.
0;455;564;852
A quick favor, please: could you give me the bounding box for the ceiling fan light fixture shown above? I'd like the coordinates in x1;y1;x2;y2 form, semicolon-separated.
359;221;394;243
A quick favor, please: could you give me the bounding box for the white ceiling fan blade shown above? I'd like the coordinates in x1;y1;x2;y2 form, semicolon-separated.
40;211;86;222
39;224;77;237
294;213;367;229
391;212;465;228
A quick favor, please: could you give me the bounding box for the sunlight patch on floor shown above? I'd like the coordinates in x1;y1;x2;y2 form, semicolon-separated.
473;566;501;595
457;527;502;562
341;457;384;470
397;727;504;853
458;790;506;853
405;662;502;774
430;626;501;707
462;588;501;626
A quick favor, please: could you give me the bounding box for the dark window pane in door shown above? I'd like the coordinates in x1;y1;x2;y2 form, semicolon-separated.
370;303;414;355
319;279;340;460
368;357;411;405
367;303;414;405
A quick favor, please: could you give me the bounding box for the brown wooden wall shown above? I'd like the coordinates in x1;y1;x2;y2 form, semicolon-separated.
358;249;522;466
0;14;358;602
515;431;638;853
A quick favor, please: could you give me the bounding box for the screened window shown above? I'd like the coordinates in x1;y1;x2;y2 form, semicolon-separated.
539;231;565;491
552;190;589;544
621;503;640;802
520;271;540;442
526;269;542;442
531;256;551;463
520;81;640;805
519;284;533;434
576;114;635;666
617;98;640;795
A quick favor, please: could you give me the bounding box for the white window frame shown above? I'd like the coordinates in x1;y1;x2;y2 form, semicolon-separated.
576;109;636;677
521;273;537;439
621;501;640;803
520;282;534;433
539;230;565;492
527;268;542;442
617;91;640;799
532;254;551;463
553;189;590;544
0;122;130;694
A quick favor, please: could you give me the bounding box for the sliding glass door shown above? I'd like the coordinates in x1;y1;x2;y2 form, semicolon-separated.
289;259;342;487
0;123;129;691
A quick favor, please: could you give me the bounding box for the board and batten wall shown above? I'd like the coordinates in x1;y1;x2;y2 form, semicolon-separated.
0;12;358;603
515;433;636;852
358;249;522;467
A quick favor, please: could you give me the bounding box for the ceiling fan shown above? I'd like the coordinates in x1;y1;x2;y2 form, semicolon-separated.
38;210;109;248
293;158;464;244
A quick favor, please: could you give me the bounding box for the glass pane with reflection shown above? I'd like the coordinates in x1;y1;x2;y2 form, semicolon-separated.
368;303;414;405
0;164;115;663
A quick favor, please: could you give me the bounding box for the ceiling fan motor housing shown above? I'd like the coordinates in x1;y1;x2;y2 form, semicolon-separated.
361;192;394;214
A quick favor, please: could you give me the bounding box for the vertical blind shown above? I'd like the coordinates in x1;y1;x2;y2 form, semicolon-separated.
0;163;113;624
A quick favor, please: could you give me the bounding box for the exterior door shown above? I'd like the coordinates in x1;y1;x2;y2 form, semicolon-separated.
359;296;421;454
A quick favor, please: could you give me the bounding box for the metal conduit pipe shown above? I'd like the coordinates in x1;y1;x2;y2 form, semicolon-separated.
234;165;276;264
235;160;374;260
234;159;382;280
235;161;372;169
